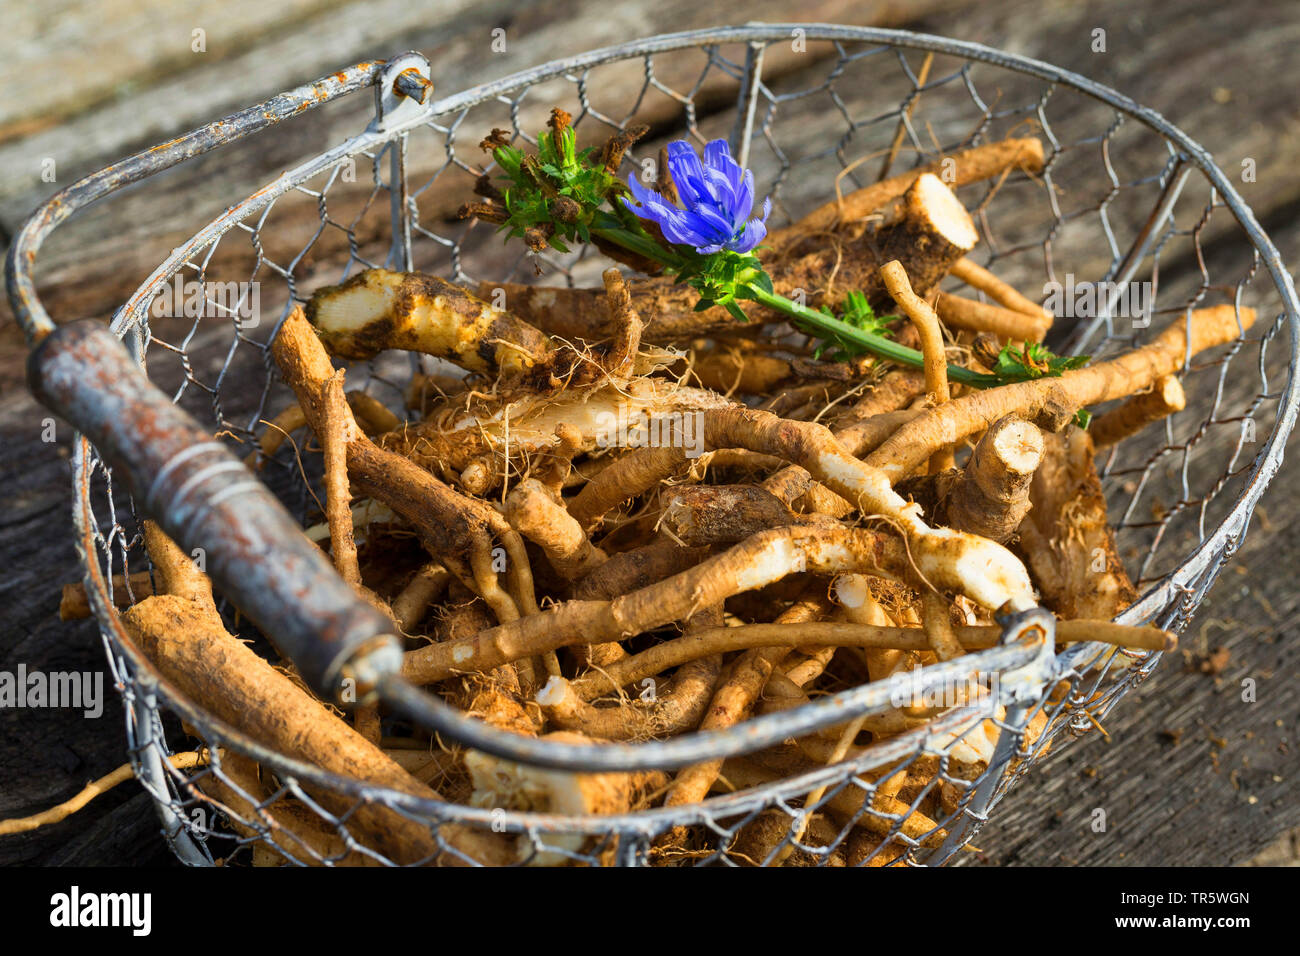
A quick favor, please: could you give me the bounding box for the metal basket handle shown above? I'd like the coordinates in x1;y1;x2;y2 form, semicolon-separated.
8;60;405;700
29;319;402;696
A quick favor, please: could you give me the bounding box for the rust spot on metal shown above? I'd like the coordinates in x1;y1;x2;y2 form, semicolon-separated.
147;135;186;153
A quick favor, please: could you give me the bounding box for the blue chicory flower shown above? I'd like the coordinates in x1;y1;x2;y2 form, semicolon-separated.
623;139;771;254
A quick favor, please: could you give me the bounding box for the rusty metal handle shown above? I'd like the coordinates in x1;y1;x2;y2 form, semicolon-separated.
29;320;400;698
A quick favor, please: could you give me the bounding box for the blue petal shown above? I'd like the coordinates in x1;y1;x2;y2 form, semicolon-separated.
702;139;733;172
688;204;739;243
702;166;741;216
623;178;712;243
626;179;686;224
653;206;714;247
666;141;714;209
626;176;663;208
703;140;746;199
620;193;676;235
731;170;755;222
726;218;768;253
620;194;646;220
660;217;712;249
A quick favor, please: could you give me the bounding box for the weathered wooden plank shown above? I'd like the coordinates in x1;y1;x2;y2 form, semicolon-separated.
973;512;1300;866
0;0;341;134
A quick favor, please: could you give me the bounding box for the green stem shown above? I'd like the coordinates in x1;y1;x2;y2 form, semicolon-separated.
591;218;679;268
746;286;997;387
590;218;999;388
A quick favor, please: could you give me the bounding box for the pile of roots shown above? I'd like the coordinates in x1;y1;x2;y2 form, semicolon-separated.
71;134;1250;867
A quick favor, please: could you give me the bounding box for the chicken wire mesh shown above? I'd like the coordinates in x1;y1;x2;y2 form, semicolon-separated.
14;25;1297;866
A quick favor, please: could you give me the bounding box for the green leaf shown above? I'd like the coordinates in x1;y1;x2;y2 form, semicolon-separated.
1073;409;1092;429
798;291;895;362
992;342;1090;385
493;145;523;179
723;300;751;323
478;123;631;251
672;250;773;324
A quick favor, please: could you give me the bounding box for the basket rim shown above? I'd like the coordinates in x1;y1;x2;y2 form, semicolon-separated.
22;24;1300;849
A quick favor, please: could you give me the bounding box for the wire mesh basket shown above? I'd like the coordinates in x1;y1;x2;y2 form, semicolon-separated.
9;25;1298;867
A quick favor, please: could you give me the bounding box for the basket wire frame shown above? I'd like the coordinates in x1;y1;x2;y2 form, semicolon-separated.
21;25;1299;866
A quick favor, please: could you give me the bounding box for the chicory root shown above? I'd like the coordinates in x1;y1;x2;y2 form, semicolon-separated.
556;618;1170;701
880;258;955;473
868;305;1257;480
272;306;535;621
776;708;871;864
383;378;729;494
0;751;207;836
658;484;804;547
729;808;847;866
535;653;722;740
59;571;156;620
143;519;214;610
689;349;797;393
655;589;832;848
307;268;552;376
465;730;666;864
881;260;950;406
948;256;1054;326
570;402;1038;611
245;389;399;467
697;407;1037;610
121;594;511;865
769;137;1046;248
321;370;362;589
568;446;694;531
940;416;1045;543
719;757;947;847
935;291;1050;342
1089;374;1186;447
505;478;607;581
922;591;964;662
780;644;838;689
568;538;711;667
601;268;643;378
401;524;908;684
476;276;739;344
195;749;377;867
1016;428;1137;620
391;563;451;633
745;173;980;318
536;607;723;740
